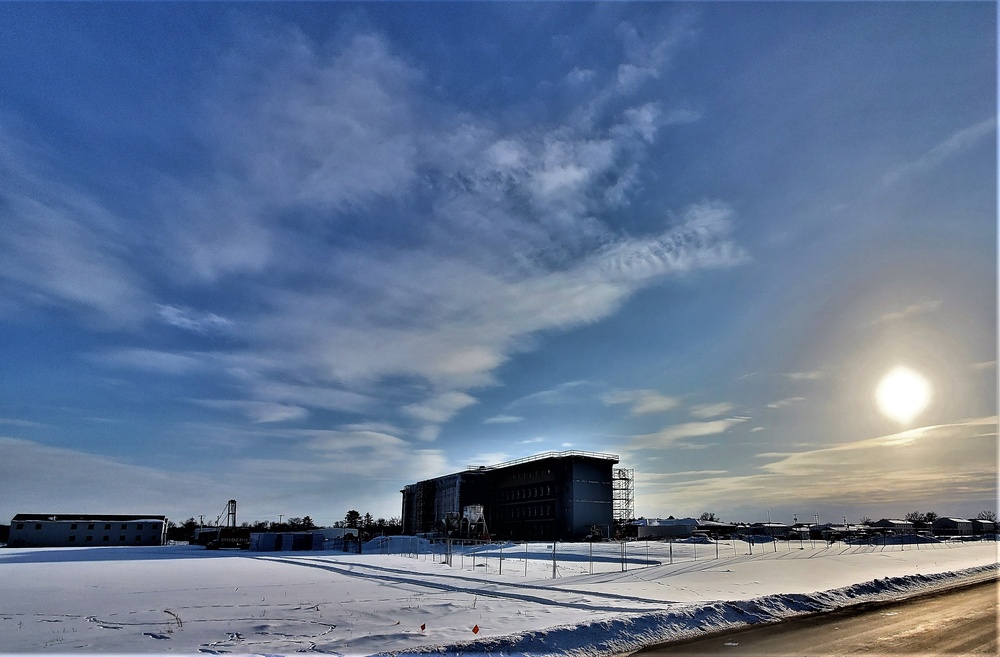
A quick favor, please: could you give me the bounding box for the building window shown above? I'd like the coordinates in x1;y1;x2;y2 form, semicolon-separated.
119;536;126;542
15;523;23;530
104;524;111;530
135;524;143;530
121;524;128;530
68;536;76;542
86;536;93;542
70;523;78;530
134;536;142;542
87;524;95;530
102;536;110;542
35;524;42;530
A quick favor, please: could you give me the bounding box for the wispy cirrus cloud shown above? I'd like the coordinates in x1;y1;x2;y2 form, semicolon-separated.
90;348;206;375
767;396;805;410
485;415;524;425
644;417;998;512
689;402;736;419
873;299;942;325
604;389;681;415
883;117;996;185
782;371;825;381
0;134;149;326
628;416;750;450
4;18;745;448
158;305;232;334
192;399;308;424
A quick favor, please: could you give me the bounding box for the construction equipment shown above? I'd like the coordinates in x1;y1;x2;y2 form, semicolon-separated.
194;500;250;550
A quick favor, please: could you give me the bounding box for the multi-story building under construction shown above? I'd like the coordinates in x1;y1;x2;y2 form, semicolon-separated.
401;450;630;541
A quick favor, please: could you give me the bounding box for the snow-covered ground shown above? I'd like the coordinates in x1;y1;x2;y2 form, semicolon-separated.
1;538;995;655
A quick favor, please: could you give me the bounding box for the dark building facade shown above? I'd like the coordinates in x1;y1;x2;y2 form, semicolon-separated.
401;451;618;541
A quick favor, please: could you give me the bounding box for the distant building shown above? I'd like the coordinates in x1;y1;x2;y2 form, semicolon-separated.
931;517;973;536
971;518;995;536
635;517;699;539
7;514;167;548
744;522;791;538
871;518;914;534
401;451;621;541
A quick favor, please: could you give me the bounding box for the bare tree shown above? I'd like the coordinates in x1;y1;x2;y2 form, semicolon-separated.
976;510;996;522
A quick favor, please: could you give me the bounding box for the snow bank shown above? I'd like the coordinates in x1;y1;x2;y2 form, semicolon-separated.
385;564;996;656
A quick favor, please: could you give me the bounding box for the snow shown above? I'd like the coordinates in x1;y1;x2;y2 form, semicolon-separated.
0;538;995;655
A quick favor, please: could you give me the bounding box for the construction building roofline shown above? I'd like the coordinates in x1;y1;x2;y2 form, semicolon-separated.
465;450;619;471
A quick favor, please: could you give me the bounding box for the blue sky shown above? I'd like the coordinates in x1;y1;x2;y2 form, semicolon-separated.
0;3;995;527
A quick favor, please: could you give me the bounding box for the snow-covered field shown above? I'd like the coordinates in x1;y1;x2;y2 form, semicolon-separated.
1;538;996;655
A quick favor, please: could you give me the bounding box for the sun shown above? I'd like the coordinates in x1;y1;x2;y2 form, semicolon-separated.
875;366;932;425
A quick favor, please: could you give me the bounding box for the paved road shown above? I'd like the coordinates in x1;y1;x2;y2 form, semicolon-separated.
636;578;998;655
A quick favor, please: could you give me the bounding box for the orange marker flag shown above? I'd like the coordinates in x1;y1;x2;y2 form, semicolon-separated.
420;624;426;631
472;625;479;634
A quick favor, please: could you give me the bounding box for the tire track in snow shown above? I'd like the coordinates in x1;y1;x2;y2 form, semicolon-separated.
257;556;664;613
294;556;668;605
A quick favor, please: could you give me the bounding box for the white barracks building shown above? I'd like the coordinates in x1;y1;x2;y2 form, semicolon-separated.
7;514;167;548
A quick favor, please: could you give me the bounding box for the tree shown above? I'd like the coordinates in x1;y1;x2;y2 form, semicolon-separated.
859;516;873;526
345;510;361;529
699;512;719;522
301;516;317;530
904;511;937;528
976;510;996;522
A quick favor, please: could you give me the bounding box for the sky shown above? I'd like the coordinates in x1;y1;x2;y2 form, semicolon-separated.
0;3;995;528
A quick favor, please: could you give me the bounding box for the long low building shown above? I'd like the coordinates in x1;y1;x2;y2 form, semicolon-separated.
7;514;167;548
402;451;620;541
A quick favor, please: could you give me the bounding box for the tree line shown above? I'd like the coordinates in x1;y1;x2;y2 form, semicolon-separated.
165;511;403;542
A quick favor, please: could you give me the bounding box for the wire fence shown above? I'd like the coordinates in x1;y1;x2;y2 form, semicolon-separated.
357;533;997;579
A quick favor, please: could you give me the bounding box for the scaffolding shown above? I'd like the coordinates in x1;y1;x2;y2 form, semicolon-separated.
612;468;634;523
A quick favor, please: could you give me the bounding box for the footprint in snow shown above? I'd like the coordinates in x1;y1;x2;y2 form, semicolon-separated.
143;632;170;640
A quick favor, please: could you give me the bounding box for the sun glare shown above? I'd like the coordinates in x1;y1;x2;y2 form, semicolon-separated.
875;366;932;425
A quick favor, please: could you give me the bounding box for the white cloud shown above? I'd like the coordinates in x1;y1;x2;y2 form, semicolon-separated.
782;371;825;381
873;299;942;324
767;397;806;410
2;20;746;457
485;415;524;425
0;417;47;428
511;382;596;407
645;417;998;513
158;305;232;333
192;399;308;424
689;402;736;419
604;389;681;415
629;417;750;449
91;348;205;375
566;67;596;85
971;360;996;371
402;392;479;425
0;153;149;326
